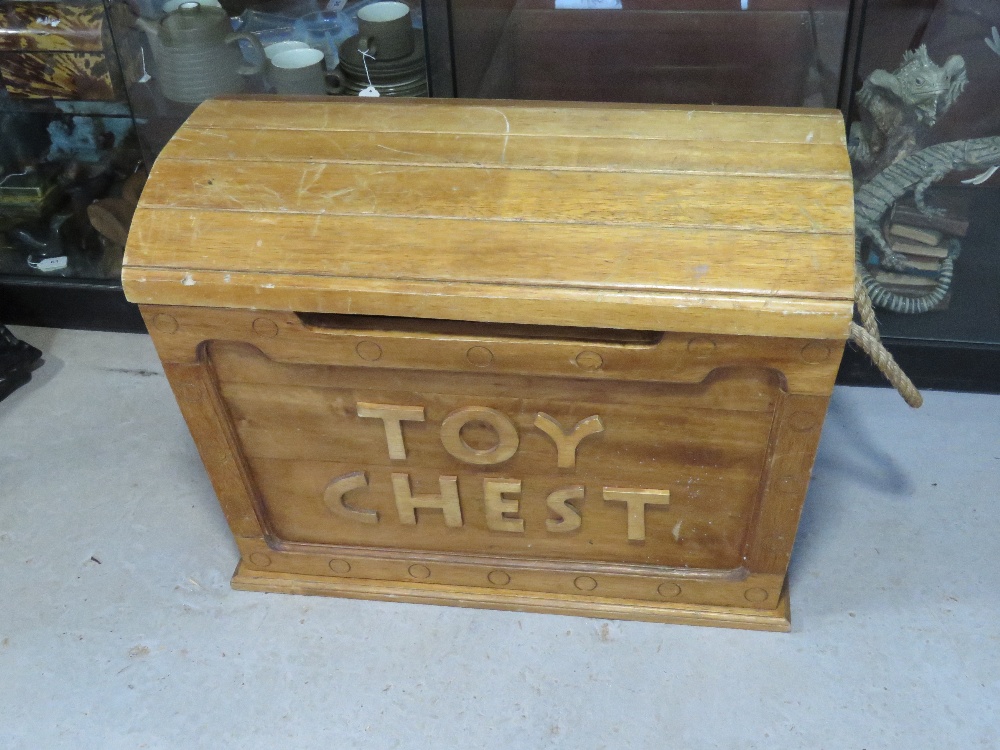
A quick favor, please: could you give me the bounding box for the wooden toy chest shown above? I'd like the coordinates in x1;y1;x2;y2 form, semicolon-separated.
123;97;854;631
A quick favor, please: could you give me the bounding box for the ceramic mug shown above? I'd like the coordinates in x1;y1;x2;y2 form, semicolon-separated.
356;1;413;61
264;40;311;61
269;47;330;95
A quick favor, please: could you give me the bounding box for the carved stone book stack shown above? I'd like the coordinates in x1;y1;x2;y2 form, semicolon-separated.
124;97;855;631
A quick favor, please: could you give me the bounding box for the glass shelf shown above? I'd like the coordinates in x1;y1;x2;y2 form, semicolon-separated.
0;96;132;117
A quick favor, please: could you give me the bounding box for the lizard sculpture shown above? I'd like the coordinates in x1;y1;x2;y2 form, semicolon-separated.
849;46;967;184
856;136;1000;314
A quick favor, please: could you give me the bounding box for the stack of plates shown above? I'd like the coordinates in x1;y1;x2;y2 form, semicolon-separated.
335;31;427;97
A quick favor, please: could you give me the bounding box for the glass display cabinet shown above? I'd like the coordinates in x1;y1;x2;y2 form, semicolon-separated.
0;0;145;329
1;0;997;390
836;0;1000;392
102;0;428;166
444;0;851;107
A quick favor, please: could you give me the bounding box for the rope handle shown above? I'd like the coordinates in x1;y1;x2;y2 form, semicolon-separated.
851;271;923;408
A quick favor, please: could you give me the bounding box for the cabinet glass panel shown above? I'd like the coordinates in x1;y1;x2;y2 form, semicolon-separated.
447;0;852;107
0;0;142;281
848;0;1000;348
102;0;430;164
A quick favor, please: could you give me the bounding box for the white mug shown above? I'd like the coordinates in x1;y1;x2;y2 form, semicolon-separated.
264;41;311;61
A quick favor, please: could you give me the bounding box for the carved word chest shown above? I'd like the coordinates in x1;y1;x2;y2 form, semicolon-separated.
124;98;854;631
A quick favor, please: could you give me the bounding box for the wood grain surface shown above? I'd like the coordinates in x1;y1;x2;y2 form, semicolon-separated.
210;341;776;570
231;562;793;631
130;99;853;628
124;97;854;340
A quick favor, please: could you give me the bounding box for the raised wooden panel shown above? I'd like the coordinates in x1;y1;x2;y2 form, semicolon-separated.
209;341;779;571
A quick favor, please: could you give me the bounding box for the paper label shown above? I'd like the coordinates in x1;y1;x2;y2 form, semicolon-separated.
359;85;381;97
29;256;68;272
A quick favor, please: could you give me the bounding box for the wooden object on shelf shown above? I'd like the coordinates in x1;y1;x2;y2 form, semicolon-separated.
888;223;943;246
123;97;855;631
87;197;135;247
121;168;148;206
893;256;943;273
890;196;969;237
889;238;948;260
0;1;121;101
872;270;938;289
0;2;104;52
875;195;969;314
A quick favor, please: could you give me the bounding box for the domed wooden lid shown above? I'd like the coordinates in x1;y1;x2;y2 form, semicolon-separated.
124;97;854;339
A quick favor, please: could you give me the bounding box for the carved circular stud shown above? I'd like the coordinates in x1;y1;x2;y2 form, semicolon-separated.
575;351;603;371
152;314;179;334
408;564;431;579
487;570;511;586
687;337;716;358
252;318;279;338
574;576;598;591
328;559;351;575
356;340;383;361
789;411;818;432
744;587;769;603
801;342;832;364
657;582;682;599
248;552;271;568
466;346;494;368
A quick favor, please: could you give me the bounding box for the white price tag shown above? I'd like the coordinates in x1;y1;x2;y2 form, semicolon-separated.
554;0;621;8
359;85;381;97
29;256;68;272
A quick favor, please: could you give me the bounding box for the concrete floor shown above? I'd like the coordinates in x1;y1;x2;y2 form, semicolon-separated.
0;325;997;749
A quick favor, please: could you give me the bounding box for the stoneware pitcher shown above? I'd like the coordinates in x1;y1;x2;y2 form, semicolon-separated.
137;1;265;104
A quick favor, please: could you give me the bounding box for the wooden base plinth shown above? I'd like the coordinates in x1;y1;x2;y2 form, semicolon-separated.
231;560;792;632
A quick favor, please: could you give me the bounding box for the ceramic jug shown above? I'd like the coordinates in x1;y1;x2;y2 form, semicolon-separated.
137;2;265;104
